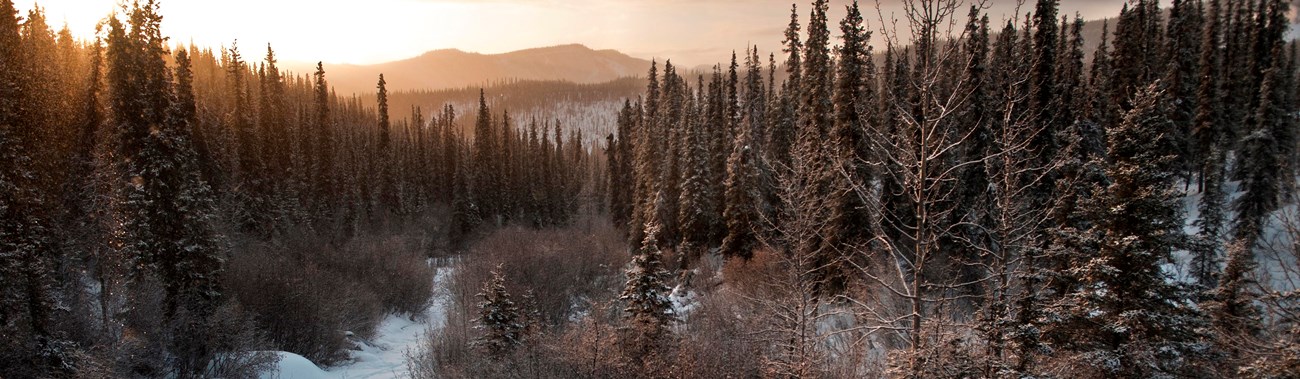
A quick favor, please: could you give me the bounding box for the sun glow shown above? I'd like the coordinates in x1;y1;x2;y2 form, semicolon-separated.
20;0;1152;67
22;0;472;65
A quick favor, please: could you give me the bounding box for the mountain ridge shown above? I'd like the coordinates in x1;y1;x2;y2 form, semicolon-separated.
289;44;651;94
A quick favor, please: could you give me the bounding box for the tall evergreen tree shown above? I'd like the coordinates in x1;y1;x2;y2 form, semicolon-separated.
376;74;400;216
789;0;843;295
720;123;762;259
678;78;715;259
1043;84;1205;378
1164;0;1203;180
651;62;684;248
1232;46;1292;248
162;48;226;376
0;0;64;375
1191;0;1227;289
768;4;802;174
826;0;873;254
629;63;657;247
312;62;335;229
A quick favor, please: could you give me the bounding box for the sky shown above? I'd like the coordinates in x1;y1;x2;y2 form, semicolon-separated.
25;0;1155;67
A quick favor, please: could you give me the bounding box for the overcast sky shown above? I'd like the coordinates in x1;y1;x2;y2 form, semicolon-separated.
28;0;1161;66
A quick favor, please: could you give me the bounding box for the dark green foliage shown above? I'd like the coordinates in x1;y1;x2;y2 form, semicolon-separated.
826;0;873;253
788;0;845;295
619;225;676;358
1042;84;1206;378
677;79;715;259
1233;55;1291;246
474;265;525;357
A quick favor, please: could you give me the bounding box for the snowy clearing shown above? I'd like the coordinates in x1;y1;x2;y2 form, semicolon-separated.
262;267;453;379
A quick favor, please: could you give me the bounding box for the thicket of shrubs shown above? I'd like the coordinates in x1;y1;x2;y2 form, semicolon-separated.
226;217;436;366
410;221;838;378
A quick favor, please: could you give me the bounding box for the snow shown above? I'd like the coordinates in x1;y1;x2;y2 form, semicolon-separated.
260;352;328;379
669;283;699;320
1177;178;1299;292
262;267;453;379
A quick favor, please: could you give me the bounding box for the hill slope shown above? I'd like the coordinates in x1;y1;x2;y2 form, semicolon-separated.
299;44;650;94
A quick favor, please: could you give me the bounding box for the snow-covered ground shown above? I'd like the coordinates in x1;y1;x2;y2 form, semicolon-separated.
261;267;453;379
1177;178;1299;292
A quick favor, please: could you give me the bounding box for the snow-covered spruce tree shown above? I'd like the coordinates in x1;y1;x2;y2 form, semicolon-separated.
224;42;271;236
473;265;525;357
646;61;684;248
720;121;763;259
620;223;676;360
104;3;229;376
0;0;66;376
628;61;658;247
1041;83;1207;377
258;46;297;230
677;72;715;264
714;53;739;244
1027;0;1060;207
164;49;228;377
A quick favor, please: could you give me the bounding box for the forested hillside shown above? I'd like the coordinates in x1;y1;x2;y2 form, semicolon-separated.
0;0;601;377
3;0;1300;378
592;0;1300;377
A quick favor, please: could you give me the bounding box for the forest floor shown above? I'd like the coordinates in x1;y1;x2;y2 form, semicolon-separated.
262;266;454;379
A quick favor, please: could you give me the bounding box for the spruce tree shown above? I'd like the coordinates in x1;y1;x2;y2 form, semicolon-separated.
1029;0;1060;193
1164;0;1203;180
677;82;714;260
608;100;632;229
259;45;288;190
720;122;762;259
715;54;740;239
620;224;676;357
1190;0;1222;177
652;63;684;248
790;0;842;295
162;49;226;376
1088;21;1117;128
312;62;335;229
1043;84;1205;378
377;74;400;217
450;138;478;250
768;4;801;174
826;0;873;253
474;265;524;357
0;0;63;375
1232;50;1291;248
1190;0;1227;290
629;62;657;247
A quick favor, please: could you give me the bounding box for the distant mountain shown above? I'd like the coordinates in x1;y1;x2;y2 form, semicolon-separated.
294;44;652;94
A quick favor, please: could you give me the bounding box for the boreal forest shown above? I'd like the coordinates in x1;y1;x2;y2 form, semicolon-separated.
2;0;1299;378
